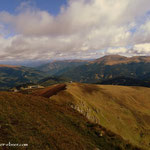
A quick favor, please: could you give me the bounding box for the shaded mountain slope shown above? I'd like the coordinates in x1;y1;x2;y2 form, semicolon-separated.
33;84;67;98
0;92;139;150
60;60;150;83
0;65;46;90
99;76;150;87
41;83;150;149
37;60;89;75
38;76;70;87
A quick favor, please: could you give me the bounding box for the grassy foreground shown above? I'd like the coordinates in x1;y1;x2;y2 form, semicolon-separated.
0;91;140;150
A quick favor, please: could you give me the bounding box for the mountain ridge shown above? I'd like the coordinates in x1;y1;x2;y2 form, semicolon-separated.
57;55;150;83
91;55;150;65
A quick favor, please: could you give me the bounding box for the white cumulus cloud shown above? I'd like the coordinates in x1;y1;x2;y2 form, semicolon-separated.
0;0;150;60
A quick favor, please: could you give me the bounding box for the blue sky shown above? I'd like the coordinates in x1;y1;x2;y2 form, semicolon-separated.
0;0;67;15
0;0;150;61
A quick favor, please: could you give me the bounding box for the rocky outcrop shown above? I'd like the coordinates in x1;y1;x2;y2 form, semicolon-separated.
70;101;100;124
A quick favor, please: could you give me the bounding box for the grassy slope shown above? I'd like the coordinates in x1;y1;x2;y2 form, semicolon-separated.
50;83;150;149
0;92;139;150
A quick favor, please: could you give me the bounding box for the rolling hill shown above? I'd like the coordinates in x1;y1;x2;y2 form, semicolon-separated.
0;65;46;90
0;90;139;150
35;83;150;149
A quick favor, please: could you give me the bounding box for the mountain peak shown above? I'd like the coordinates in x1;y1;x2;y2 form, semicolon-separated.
92;55;150;65
92;55;127;65
100;55;127;60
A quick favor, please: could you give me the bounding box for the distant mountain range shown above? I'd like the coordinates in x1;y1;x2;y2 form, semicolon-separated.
52;55;150;83
37;59;89;75
1;55;150;90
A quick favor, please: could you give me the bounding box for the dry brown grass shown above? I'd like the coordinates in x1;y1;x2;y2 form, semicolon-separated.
50;82;150;149
32;84;66;98
0;91;139;150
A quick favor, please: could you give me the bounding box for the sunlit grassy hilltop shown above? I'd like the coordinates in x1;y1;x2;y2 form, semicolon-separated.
45;83;150;149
